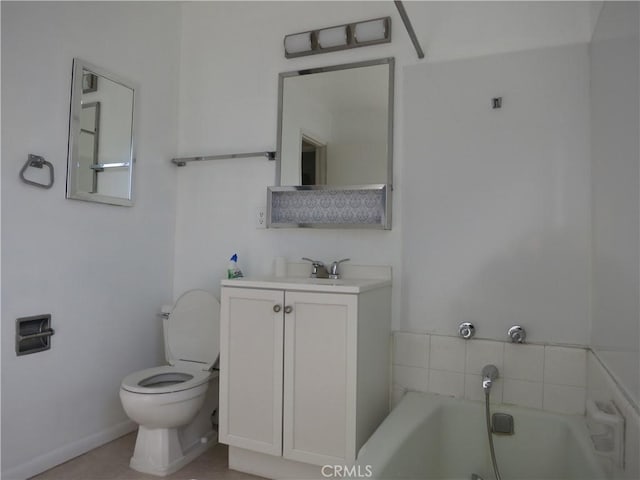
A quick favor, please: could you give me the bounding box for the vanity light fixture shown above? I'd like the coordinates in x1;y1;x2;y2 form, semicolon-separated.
284;17;390;58
317;26;348;49
283;32;313;56
354;18;387;44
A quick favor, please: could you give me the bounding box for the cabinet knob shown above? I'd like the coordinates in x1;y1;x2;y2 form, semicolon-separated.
284;305;293;314
273;305;282;313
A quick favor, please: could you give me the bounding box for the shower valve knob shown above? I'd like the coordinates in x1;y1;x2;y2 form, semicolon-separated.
458;322;475;340
508;325;526;343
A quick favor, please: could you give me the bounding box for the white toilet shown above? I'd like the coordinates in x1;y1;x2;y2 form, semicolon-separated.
119;290;220;476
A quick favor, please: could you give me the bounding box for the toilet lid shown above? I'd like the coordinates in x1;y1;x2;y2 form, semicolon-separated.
166;290;220;369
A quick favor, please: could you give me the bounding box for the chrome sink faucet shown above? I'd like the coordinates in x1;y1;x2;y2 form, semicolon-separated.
329;258;350;279
302;258;329;278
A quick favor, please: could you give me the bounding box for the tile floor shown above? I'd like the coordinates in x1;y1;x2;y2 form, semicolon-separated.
29;433;264;480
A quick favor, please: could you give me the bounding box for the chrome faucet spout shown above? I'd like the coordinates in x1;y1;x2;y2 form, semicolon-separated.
482;377;493;391
481;364;499;393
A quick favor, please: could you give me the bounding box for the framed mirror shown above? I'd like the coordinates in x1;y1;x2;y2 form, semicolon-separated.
270;57;394;229
277;57;393;187
66;58;136;206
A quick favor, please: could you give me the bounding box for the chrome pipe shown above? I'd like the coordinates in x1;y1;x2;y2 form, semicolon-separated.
394;1;425;59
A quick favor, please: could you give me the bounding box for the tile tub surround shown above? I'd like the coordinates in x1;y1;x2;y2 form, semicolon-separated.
392;332;587;414
392;331;640;479
587;351;640;479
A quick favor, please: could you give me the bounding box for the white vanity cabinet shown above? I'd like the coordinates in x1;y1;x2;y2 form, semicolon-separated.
219;276;391;477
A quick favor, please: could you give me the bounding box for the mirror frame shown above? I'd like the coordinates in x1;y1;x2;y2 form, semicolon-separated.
275;57;395;189
272;57;394;229
66;58;137;207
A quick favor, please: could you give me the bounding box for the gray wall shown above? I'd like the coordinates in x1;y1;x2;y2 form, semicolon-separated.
1;2;181;477
590;1;640;405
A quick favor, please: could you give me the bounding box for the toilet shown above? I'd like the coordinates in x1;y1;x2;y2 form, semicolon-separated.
119;290;220;476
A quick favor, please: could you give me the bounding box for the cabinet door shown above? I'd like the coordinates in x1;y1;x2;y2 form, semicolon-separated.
282;291;358;465
219;287;284;456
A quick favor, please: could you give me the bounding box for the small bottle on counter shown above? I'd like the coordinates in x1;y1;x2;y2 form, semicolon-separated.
227;253;244;279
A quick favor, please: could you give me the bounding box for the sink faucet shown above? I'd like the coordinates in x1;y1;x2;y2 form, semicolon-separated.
329;259;350;279
482;364;499;393
302;258;329;278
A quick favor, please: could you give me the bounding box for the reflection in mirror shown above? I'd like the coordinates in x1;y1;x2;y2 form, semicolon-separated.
66;58;136;206
277;58;393;187
79;102;100;193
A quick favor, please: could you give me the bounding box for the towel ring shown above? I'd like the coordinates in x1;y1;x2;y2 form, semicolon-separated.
19;154;54;189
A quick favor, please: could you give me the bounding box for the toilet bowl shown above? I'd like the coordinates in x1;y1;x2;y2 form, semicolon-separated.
119;290;220;476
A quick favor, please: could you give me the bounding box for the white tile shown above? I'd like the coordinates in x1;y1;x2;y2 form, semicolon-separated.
543;384;586;414
586;351;610;403
544;346;587;387
429;335;466;372
393;332;430;368
464;374;503;403
465;339;504;375
392;365;428;392
503;378;543;409
428;369;465;398
503;343;544;382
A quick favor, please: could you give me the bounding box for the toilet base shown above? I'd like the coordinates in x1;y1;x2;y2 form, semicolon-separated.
129;426;216;476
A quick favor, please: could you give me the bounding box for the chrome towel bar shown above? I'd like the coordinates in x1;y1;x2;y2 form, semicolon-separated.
171;150;275;167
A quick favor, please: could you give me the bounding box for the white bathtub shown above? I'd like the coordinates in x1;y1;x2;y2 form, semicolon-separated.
356;392;607;480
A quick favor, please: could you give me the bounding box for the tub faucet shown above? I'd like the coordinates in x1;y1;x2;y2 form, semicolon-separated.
481;364;499;393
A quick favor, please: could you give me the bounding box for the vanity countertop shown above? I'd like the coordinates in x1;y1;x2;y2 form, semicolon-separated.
220;276;391;294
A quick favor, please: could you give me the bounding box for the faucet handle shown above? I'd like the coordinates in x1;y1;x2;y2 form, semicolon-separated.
302;257;328;278
329;258;350;279
508;325;526;343
302;257;324;267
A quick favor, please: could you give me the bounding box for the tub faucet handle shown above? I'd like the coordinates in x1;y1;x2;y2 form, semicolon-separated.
329;258;350;279
458;322;475;339
508;325;526;343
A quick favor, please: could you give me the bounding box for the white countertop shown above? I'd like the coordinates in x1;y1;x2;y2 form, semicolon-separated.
220;276;391;294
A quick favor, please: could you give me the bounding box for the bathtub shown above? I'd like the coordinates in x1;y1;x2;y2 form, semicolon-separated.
356;392;607;480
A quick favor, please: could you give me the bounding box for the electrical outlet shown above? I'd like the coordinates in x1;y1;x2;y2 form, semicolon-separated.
256;206;267;229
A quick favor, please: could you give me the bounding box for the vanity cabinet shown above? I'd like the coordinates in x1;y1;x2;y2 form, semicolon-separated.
219;277;391;473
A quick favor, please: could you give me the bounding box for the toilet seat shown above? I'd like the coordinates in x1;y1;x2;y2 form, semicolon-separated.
166;290;220;369
121;365;212;395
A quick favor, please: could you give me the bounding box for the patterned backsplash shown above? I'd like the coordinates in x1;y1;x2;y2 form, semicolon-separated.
269;188;387;227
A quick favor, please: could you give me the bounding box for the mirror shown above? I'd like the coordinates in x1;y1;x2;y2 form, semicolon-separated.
277;58;394;187
66;58;136;206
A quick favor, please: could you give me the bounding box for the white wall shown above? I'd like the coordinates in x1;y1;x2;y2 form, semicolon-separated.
173;1;411;311
173;1;595;335
590;1;640;406
402;44;592;345
1;2;181;478
0;1;603;477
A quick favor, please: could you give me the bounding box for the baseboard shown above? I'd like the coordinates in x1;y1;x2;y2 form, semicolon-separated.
1;420;136;480
229;446;322;480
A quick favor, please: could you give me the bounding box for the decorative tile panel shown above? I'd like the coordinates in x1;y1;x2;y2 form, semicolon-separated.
268;186;389;228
